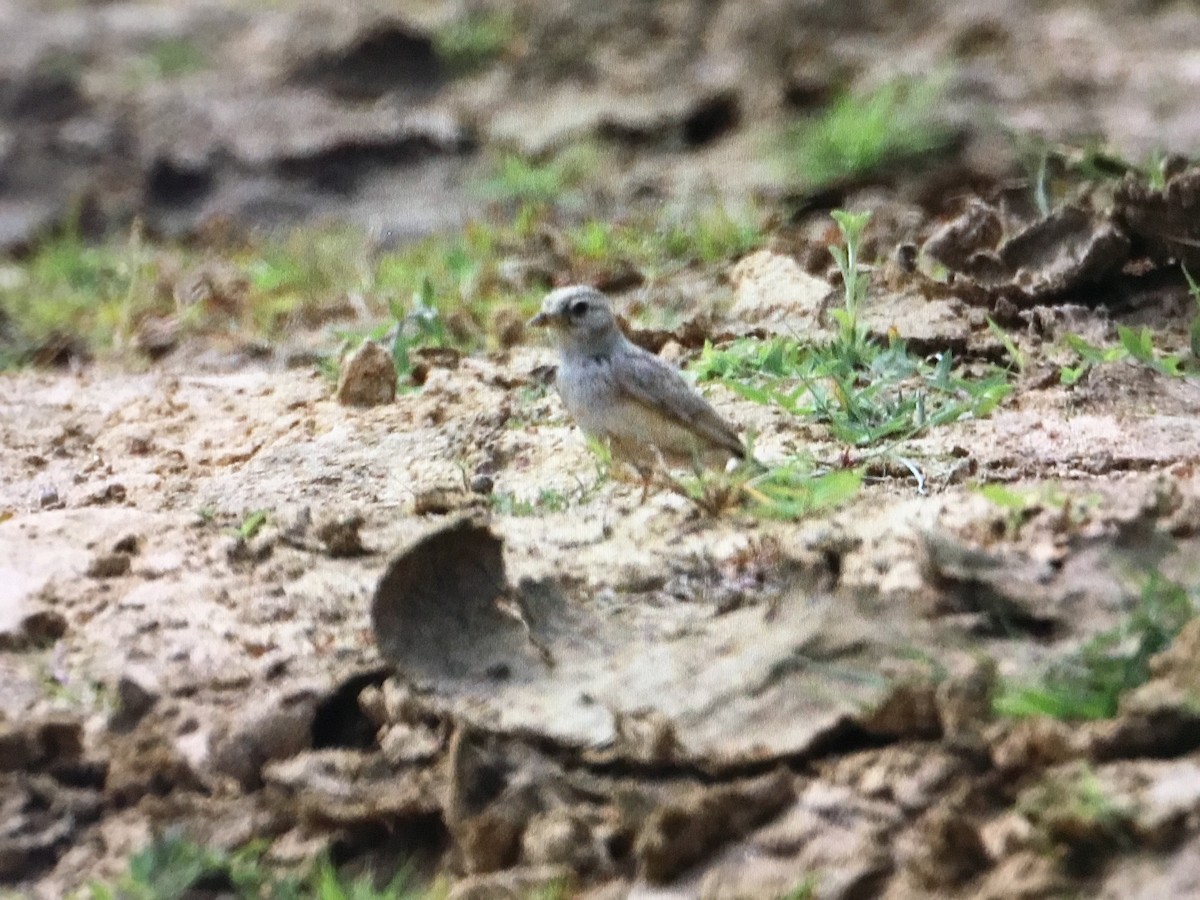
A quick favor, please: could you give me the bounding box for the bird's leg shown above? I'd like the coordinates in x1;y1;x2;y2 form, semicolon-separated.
637;453;666;503
638;469;653;504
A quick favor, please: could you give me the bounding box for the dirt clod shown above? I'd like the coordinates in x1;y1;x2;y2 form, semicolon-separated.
336;340;397;407
635;769;796;884
315;513;368;558
86;553;131;579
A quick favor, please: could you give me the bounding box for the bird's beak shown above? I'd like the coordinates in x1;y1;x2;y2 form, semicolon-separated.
527;311;552;328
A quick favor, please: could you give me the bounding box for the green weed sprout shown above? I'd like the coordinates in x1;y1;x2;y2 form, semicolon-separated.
828;209;872;363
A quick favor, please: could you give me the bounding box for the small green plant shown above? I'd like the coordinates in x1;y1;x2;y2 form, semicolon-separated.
780;875;821;900
1184;265;1200;358
743;465;862;520
489;488;572;517
126;38;209;83
39;661;113;714
564;204;762;274
1059;333;1127;385
994;572;1196;720
987;317;1026;374
389;277;450;380
1118;324;1185;376
233;510;269;541
245;227;375;336
433;11;514;74
976;482;1042;537
1143;148;1173;191
584;435;615;479
828;209;872;361
1059;326;1189;384
1011;137;1140;213
780;77;952;189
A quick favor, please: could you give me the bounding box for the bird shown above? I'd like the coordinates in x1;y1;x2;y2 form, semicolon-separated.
528;285;746;491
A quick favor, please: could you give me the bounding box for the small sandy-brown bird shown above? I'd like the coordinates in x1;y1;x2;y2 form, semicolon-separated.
528;286;745;483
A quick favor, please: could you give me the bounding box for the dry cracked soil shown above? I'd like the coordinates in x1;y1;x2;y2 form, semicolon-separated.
7;1;1200;899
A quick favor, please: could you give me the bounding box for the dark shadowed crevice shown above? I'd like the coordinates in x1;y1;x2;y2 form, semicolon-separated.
330;814;450;884
287;26;445;102
682;91;740;147
311;667;391;750
147;159;213;208
273;136;471;195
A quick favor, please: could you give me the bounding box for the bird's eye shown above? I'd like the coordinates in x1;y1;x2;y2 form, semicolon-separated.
569;300;589;317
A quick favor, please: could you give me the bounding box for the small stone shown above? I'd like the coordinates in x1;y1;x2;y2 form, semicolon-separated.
315;513;367;558
0;585;67;651
658;340;685;364
134;315;181;359
412;487;481;516
224;534;274;564
111;666;160;729
729;250;832;331
87;553;131;578
380;721;443;764
19;610;68;646
112;534;140;555
469;474;494;495
38;486;60;509
522;809;605;872
206;686;321;789
493;309;525;349
336;340;397;407
86;482;127;505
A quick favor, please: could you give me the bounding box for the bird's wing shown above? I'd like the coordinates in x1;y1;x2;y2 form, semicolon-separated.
612;346;745;458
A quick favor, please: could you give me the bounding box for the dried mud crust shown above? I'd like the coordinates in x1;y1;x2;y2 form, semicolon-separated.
5;0;1200;245
3;314;1200;898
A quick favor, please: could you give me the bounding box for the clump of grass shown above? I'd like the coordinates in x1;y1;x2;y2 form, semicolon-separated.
243;227;375;335
83;831;441;900
433;10;514;74
565;203;763;274
742;465;862;520
780;76;953;189
1016;763;1132;863
125;37;209;83
994;572;1196;720
3;198;758;372
661;204;763;264
692;210;1011;449
477;144;603;207
0;224;166;367
489;487;572;517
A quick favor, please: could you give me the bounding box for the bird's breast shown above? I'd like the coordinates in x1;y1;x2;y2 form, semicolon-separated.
556;355;620;434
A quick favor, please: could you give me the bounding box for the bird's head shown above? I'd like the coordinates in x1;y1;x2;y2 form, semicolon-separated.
528;285;621;356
